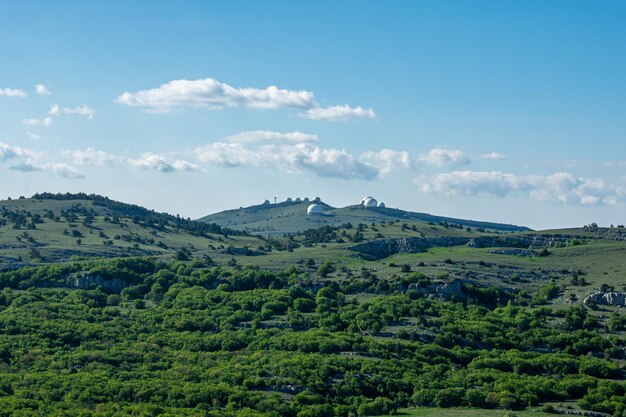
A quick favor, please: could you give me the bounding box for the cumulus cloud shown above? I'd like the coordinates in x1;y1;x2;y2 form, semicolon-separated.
49;104;94;120
224;130;319;144
481;152;507;160
0;88;27;98
359;149;416;176
0;142;34;161
10;163;42;172
199;142;379;180
35;84;52;95
417;170;626;206
194;142;395;180
128;153;199;173
116;77;374;121
193;131;416;180
44;163;86;179
117;78;315;112
419;148;470;168
22;117;54;127
301;105;376;121
63;148;118;166
0;142;84;179
22;104;94;129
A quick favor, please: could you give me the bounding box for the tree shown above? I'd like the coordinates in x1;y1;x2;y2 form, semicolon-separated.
316;261;334;278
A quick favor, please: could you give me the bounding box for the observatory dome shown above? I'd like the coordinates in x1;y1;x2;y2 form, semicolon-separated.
261;199;270;205
363;197;378;208
377;202;385;208
307;204;323;215
360;196;374;206
294;197;302;203
284;197;293;203
312;196;321;203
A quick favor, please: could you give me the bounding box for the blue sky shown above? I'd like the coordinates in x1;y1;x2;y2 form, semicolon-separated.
1;1;625;229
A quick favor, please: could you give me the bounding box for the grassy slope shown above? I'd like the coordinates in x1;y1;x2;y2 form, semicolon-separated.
198;201;531;234
0;197;262;266
1;197;624;313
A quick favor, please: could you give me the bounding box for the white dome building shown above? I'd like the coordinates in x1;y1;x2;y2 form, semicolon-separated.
377;202;386;208
312;196;321;203
284;197;293;203
360;196;374;206
303;197;310;203
261;199;270;205
294;197;302;203
363;197;378;208
307;203;323;215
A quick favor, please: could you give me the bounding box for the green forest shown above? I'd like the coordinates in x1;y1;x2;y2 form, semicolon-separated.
0;257;623;417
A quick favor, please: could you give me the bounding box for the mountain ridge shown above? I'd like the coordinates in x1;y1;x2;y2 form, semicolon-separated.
198;200;532;234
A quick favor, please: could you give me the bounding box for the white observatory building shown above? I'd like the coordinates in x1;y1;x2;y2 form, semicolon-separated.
307;203;323;215
360;196;384;209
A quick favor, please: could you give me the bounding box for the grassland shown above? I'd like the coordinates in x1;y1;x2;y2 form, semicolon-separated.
2;196;625;312
199;200;531;234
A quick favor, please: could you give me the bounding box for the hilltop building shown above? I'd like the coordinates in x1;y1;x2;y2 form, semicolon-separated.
307;203;323;215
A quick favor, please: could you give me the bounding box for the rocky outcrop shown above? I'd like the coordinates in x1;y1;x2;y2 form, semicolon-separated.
73;273;131;292
407;281;464;300
583;291;626;306
468;235;567;249
468;236;532;248
349;237;470;260
349;234;568;260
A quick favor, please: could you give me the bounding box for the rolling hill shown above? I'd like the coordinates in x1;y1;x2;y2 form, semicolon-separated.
0;193;261;269
1;193;625;307
198;200;531;235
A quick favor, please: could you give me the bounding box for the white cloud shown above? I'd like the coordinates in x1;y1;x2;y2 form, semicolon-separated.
63;148;118;166
281;144;379;180
417;170;626;206
359;149;416;176
419;148;470;168
128;153;199;173
481;152;507;160
116;77;375;121
225;130;319;144
0;144;19;161
10;163;42;172
44;163;86;179
22;117;54;127
0;88;27;98
0;142;34;161
301;105;376;121
195;142;390;180
0;142;83;179
26;131;40;140
195;142;257;167
35;84;52;95
195;131;417;180
117;78;315;113
49;104;94;120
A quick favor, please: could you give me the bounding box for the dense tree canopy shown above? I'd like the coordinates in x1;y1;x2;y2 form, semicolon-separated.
0;258;622;416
